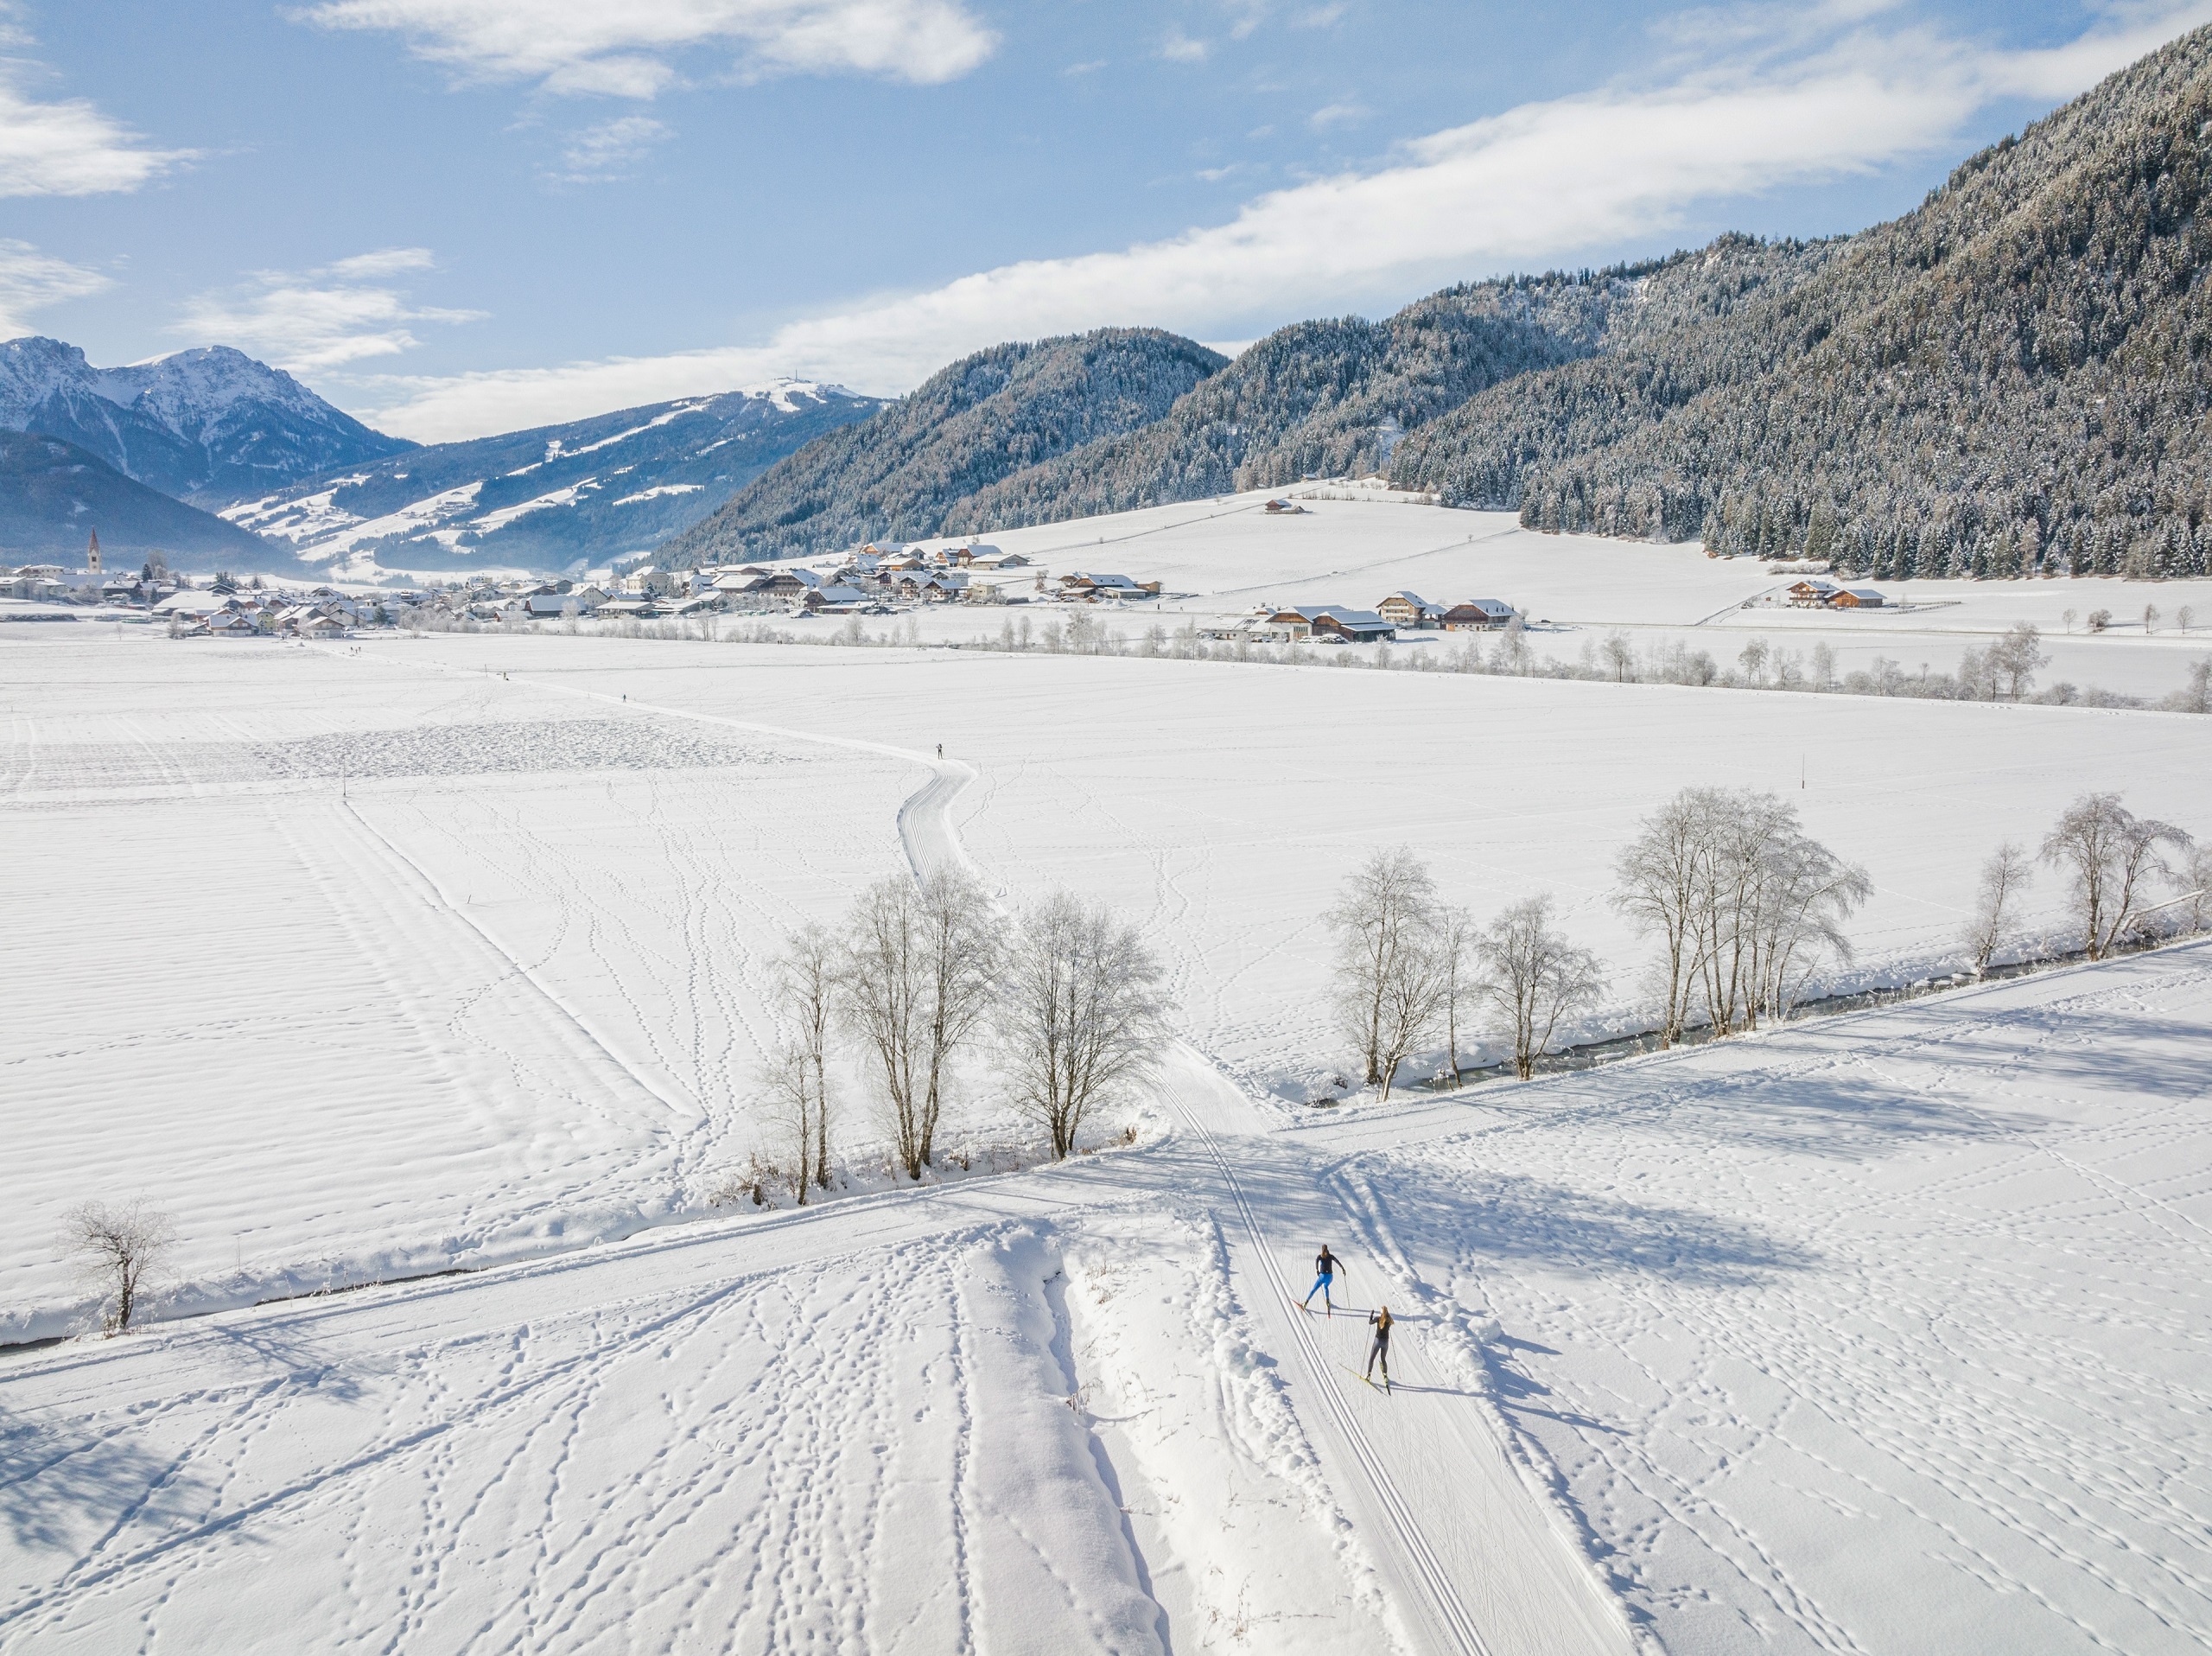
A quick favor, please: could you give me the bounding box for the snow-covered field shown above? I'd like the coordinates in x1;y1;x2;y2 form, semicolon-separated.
6;615;2212;1654
766;487;2212;702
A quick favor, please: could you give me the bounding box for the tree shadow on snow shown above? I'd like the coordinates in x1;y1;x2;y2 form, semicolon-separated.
209;1317;369;1404
0;1401;219;1554
1376;1165;1819;1289
1931;1010;2212;1105
1542;1062;2048;1163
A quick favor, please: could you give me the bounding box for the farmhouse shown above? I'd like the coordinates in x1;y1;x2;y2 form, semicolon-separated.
896;573;969;602
520;586;607;618
1059;572;1160;601
1829;587;1887;608
1376;590;1445;628
1312;608;1395;642
1787;579;1840;606
1259;604;1395;641
1440;598;1517;629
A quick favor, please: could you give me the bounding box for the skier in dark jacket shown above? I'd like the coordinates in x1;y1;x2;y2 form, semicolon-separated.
1301;1245;1342;1314
1365;1306;1394;1387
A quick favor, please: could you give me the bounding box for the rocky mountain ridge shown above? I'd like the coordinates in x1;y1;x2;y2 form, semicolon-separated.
0;337;413;500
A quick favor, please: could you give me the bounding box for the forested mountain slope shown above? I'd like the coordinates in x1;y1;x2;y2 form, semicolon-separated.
0;431;283;564
1393;24;2212;580
659;329;1224;566
942;239;1829;535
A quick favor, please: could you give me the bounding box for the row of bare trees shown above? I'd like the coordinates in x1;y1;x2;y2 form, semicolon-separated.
1330;792;1871;1092
1968;793;2202;968
1328;850;1605;1091
760;870;1169;1196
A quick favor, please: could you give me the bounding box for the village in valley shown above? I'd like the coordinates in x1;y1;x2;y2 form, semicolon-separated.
6;515;1552;644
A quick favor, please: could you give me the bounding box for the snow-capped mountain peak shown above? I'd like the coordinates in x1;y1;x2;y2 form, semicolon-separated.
220;381;885;578
0;334;411;501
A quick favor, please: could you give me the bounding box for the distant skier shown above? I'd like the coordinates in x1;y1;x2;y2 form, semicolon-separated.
1365;1305;1394;1388
936;742;944;759
1301;1245;1342;1315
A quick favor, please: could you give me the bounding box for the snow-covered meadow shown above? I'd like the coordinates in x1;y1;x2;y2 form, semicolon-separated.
765;485;2212;703
6;603;2212;1654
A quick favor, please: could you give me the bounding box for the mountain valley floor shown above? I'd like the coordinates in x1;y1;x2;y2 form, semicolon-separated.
3;624;2210;1653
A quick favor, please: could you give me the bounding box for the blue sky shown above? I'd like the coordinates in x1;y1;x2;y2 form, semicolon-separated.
5;0;2208;439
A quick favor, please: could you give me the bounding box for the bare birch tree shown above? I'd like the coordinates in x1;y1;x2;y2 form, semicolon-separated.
2041;793;2194;959
1472;896;1605;1080
757;1041;821;1201
1987;622;2048;700
840;869;1001;1179
1375;927;1450;1101
1744;827;1872;1024
1612;787;1722;1047
1963;843;2032;971
1327;848;1438;1086
1691;791;1800;1035
63;1200;175;1334
997;891;1170;1158
1433;904;1478;1086
1616;787;1866;1040
774;923;839;1192
2178;844;2212;933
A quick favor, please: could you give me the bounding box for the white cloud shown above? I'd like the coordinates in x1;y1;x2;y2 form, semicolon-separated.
556;115;671;182
0;64;191;196
1307;99;1368;131
1160;29;1210;63
177;250;485;372
358;3;2212;442
294;0;998;95
0;239;111;334
325;246;440;278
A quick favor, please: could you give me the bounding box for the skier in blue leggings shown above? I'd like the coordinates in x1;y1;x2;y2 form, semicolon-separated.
1301;1245;1343;1314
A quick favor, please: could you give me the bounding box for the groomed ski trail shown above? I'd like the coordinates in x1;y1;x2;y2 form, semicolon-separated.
872;691;1633;1656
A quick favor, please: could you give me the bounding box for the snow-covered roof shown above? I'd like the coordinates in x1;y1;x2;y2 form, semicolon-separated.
154;590;235;615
